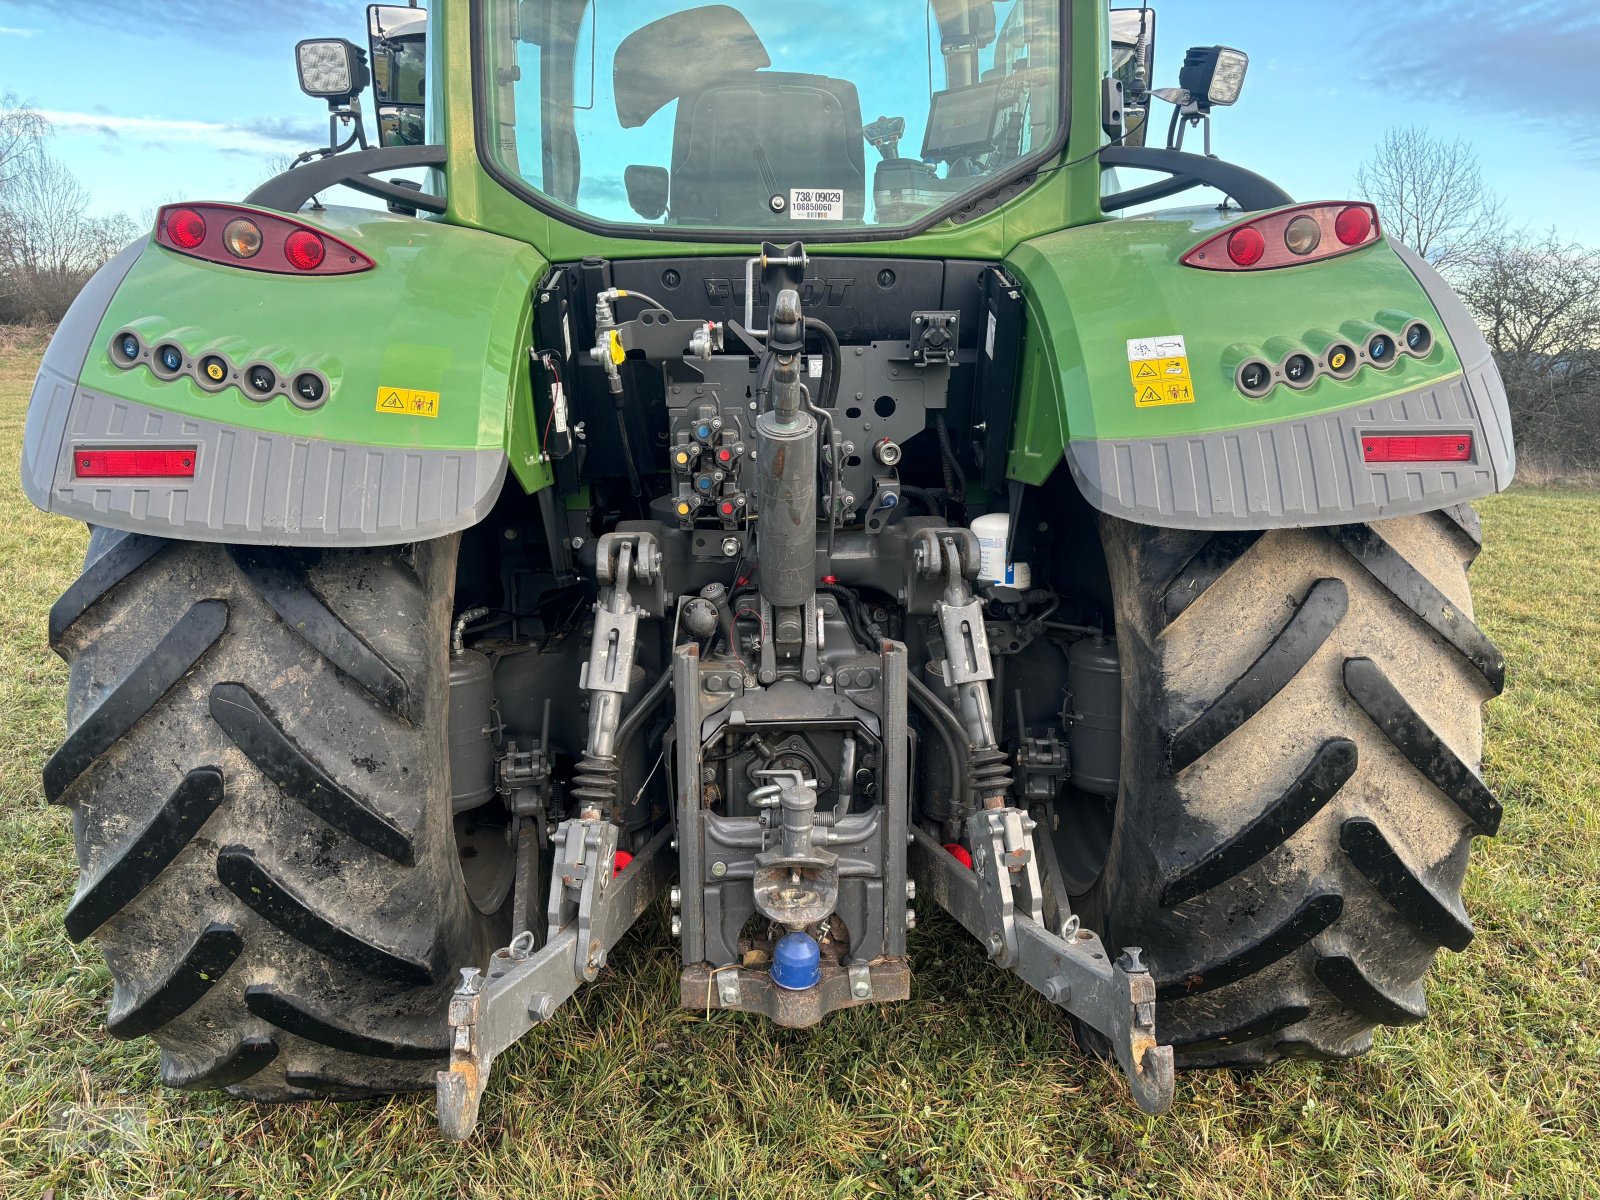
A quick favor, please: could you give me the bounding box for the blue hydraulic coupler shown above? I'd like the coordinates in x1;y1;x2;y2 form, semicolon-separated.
770;932;822;991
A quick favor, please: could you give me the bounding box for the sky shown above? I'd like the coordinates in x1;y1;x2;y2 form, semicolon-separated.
2;0;1599;243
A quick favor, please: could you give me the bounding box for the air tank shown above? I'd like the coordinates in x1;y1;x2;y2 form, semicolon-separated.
1067;637;1122;798
448;648;497;812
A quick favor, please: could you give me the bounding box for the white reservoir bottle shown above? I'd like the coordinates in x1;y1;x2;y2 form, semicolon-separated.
970;512;1032;590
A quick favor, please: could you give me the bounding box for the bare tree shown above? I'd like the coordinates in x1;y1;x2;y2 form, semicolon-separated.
1356;127;1503;271
0;93;48;195
1456;229;1600;473
0;127;138;322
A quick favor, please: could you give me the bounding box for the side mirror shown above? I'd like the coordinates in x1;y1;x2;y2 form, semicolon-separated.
295;38;370;103
1178;46;1249;112
369;5;427;148
625;165;670;221
1110;8;1156;147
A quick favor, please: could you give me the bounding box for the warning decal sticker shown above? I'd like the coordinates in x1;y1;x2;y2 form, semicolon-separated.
376;387;440;418
1126;335;1195;408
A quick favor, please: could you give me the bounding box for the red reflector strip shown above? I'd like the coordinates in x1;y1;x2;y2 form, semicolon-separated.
1361;435;1472;464
74;448;198;478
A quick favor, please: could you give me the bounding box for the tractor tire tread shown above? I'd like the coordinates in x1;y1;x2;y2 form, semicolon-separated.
52;533;488;1101
1087;510;1499;1067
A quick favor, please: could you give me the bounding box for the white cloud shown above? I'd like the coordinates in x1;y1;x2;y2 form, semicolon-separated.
0;25;39;35
36;110;313;156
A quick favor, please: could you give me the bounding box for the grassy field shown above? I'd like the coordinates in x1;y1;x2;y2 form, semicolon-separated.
0;328;1597;1199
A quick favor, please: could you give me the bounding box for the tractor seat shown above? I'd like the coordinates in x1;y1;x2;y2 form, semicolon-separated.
668;72;866;226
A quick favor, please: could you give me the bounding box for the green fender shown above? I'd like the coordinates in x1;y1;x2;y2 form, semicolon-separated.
21;204;550;546
1003;206;1515;529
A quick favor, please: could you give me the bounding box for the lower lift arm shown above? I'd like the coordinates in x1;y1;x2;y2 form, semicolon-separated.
436;531;677;1140
909;529;1175;1116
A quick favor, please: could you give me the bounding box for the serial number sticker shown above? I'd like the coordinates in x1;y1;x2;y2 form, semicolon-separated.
1127;334;1195;407
790;187;844;220
376;387;440;418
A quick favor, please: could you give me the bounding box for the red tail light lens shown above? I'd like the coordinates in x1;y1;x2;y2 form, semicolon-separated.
166;208;207;250
1335;205;1374;246
74;447;198;478
1361;435;1472;464
1227;226;1267;267
284;230;326;271
154;203;372;276
1184;202;1381;271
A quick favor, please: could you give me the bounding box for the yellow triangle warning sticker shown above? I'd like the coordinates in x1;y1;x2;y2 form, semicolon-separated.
379;390;405;410
1135;362;1158;378
1138;386;1163;405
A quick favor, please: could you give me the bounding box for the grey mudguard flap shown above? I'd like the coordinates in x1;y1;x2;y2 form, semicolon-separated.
1068;240;1516;531
23;378;507;547
1066;369;1512;531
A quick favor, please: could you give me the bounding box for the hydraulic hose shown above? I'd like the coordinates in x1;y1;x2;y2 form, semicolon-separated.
803;317;842;410
906;671;972;816
931;412;967;508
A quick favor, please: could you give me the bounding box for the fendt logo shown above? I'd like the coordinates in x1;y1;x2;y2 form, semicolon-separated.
702;276;856;309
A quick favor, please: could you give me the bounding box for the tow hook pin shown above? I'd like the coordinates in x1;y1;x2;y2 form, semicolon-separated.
1117;947;1148;975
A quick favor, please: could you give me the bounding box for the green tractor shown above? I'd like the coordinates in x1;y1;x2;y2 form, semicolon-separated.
22;0;1511;1136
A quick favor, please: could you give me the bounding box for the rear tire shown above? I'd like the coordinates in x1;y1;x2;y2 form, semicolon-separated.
1078;506;1501;1065
49;528;494;1099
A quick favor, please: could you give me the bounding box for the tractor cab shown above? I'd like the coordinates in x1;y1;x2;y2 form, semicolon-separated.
477;0;1065;233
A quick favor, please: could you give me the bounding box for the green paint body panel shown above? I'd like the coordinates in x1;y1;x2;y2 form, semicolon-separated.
34;0;1499;523
83;207;554;492
1002;208;1462;484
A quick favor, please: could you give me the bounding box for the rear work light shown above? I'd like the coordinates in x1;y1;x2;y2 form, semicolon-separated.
74;448;198;479
1184;203;1381;271
155;203;373;276
1361;435;1473;464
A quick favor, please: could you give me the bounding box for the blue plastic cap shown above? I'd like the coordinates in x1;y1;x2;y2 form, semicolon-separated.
770;931;822;991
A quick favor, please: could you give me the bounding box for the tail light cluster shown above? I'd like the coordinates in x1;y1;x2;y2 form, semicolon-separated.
1183;203;1381;271
155;203;374;276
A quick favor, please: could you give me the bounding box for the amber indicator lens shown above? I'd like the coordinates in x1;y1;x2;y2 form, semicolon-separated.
1284;216;1322;256
223;218;263;258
